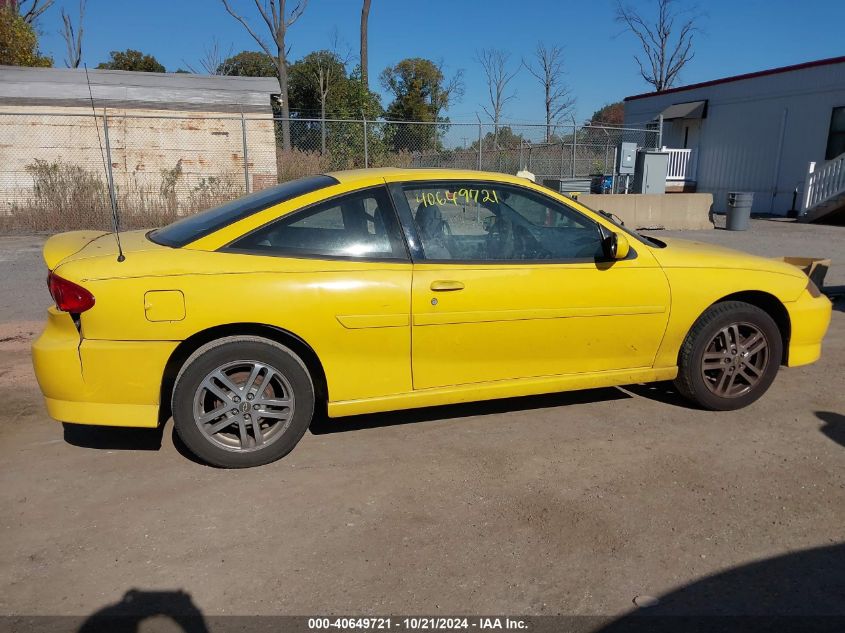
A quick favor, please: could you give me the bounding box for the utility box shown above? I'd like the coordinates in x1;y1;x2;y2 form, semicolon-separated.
618;142;637;175
633;150;669;194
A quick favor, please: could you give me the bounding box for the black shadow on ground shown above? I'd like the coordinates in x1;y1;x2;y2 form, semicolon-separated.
310;387;631;435
823;287;845;313
816;411;845;448
618;381;697;408
75;589;209;633
596;542;845;632
62;422;164;451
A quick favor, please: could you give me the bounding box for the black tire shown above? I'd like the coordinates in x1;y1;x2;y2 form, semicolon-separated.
674;301;783;411
172;336;314;468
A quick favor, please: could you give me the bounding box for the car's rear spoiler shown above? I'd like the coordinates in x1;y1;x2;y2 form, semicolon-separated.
42;231;109;270
780;257;830;289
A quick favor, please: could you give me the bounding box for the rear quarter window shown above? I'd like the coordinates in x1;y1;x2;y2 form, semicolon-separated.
148;174;339;247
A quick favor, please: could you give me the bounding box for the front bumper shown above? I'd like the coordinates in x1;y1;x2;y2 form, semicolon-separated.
32;308;177;427
784;287;832;367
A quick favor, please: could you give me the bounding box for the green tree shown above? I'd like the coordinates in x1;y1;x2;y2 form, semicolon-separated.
590;102;625;125
381;58;443;122
0;6;51;67
380;58;461;151
219;50;277;77
289;51;353;116
97;49;165;72
470;126;527;151
287;52;381;157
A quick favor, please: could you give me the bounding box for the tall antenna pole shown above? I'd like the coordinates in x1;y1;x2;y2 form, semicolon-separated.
84;64;125;262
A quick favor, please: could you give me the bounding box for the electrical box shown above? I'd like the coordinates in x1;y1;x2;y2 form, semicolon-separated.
633;151;669;194
618;142;637;175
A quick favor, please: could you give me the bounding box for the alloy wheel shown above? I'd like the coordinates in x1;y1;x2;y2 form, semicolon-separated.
700;322;769;398
192;360;295;452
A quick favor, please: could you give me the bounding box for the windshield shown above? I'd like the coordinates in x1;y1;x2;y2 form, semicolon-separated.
148;174;339;247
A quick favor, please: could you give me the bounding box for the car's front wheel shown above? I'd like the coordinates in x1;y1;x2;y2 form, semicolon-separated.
172;336;314;468
674;301;783;410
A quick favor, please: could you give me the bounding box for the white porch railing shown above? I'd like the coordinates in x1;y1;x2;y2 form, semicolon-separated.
802;152;845;213
661;147;698;181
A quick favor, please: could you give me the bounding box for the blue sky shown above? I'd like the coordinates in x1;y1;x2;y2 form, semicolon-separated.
36;0;845;124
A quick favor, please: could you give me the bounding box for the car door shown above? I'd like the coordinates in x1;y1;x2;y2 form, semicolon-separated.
223;185;413;402
390;180;671;390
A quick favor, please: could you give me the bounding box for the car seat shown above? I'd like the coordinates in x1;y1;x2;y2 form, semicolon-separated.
415;204;453;259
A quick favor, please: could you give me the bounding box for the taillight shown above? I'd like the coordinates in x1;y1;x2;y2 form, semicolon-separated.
48;272;95;313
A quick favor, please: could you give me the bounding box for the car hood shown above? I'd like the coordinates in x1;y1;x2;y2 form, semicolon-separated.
648;237;808;280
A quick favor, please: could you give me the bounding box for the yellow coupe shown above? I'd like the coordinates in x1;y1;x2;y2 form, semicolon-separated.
32;169;832;467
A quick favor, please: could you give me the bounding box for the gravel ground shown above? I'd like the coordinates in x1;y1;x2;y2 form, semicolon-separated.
0;220;843;623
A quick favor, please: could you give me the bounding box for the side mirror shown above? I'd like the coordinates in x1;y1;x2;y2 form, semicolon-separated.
601;230;630;260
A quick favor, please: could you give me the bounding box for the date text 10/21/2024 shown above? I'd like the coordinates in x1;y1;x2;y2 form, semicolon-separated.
307;617;528;630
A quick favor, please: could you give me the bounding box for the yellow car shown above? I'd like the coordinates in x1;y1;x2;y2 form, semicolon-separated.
32;168;832;467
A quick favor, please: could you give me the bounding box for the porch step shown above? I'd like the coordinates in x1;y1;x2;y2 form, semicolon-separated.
801;152;845;224
802;193;845;224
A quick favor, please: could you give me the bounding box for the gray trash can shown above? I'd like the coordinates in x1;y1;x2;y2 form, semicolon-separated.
726;192;754;230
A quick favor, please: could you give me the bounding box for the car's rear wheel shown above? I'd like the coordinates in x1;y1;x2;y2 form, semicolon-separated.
172;336;314;468
674;301;783;410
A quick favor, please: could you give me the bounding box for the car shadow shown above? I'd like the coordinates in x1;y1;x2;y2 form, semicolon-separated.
816;411;845;449
618;381;697;409
595;542;845;631
62;422;165;451
823;286;845;312
309;387;631;435
61;382;694;452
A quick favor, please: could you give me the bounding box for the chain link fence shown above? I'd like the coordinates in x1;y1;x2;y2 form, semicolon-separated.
0;111;659;232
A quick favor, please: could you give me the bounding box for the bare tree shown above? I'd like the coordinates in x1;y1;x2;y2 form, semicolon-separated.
476;48;518;148
523;42;574;143
431;60;464;123
360;0;371;88
16;0;54;24
185;38;235;75
616;0;699;92
59;0;85;68
221;0;309;150
314;60;332;154
328;26;352;66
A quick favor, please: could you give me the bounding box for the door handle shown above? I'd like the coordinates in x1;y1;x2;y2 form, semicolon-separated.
430;280;465;292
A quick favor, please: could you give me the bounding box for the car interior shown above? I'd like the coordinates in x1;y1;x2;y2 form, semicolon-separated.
411;189;604;261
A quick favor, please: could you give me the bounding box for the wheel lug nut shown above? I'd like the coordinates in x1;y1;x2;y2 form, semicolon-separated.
244;414;250;420
233;396;241;403
230;409;238;415
247;394;254;400
253;404;259;410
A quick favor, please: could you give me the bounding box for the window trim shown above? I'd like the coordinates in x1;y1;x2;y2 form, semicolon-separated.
219;185;411;263
390;179;637;265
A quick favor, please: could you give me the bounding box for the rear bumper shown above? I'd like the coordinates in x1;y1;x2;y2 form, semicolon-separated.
32;308;177;428
44;398;160;428
784;287;832;367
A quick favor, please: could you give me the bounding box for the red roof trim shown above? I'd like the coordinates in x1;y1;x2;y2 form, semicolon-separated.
624;55;845;102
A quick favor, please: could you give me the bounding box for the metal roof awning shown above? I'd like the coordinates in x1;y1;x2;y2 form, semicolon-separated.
659;100;707;120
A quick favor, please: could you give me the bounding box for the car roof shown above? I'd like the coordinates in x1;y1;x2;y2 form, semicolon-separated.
324;167;533;187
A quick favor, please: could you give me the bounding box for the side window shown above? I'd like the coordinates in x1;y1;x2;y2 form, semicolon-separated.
402;183;603;261
227;188;406;259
